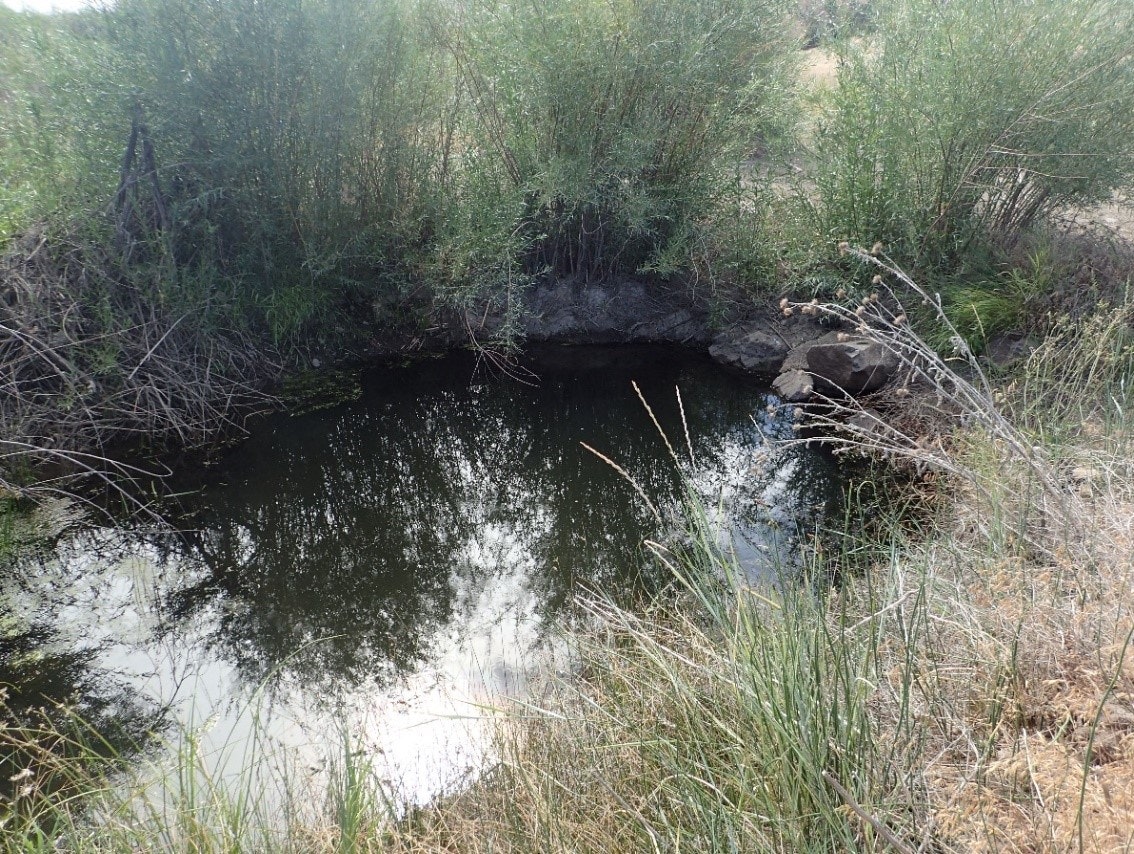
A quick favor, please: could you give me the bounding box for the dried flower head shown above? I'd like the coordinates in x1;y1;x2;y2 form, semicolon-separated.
782;307;794;317
836;287;847;299
870;241;884;256
838;241;851;255
779;297;789;309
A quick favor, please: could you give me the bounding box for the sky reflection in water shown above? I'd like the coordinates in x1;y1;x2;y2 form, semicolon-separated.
4;346;838;803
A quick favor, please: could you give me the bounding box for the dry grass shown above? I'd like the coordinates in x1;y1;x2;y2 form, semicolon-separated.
789;256;1134;851
908;448;1134;852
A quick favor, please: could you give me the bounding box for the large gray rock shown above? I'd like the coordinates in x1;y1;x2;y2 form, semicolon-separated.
708;330;789;376
780;330;845;372
772;369;814;402
806;338;898;394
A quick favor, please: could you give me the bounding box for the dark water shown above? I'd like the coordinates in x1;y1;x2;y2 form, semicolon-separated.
2;346;838;802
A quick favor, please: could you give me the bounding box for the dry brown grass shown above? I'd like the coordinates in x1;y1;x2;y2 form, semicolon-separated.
828;287;1134;851
911;475;1134;853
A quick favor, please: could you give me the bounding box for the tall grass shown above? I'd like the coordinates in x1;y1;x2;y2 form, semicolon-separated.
0;8;122;238
108;0;456;346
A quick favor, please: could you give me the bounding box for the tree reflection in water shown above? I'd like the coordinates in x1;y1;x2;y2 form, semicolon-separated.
4;346;840;803
159;346;838;699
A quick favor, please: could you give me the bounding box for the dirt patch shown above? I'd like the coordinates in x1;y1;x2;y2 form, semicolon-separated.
800;47;840;90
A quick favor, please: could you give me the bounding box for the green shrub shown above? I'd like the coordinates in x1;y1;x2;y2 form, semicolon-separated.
811;0;1134;272
0;9;122;239
108;0;455;345
796;0;874;47
434;0;796;298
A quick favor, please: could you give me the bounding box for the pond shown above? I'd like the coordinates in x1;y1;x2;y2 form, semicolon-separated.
2;345;839;806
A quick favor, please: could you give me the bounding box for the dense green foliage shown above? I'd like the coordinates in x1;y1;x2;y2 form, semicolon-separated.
1;0;797;347
0;9;120;235
435;0;793;296
107;0;456;345
811;0;1134;273
4;0;1134;353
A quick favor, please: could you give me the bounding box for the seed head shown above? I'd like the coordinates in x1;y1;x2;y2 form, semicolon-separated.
779;297;789;309
872;274;883;285
870;241;884;256
838;241;851;255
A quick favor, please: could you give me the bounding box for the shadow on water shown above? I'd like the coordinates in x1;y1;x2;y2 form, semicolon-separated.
2;345;840;802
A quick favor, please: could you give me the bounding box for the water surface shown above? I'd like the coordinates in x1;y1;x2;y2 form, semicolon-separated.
3;346;837;803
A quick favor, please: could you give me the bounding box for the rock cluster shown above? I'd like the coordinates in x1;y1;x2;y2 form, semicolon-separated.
710;326;898;401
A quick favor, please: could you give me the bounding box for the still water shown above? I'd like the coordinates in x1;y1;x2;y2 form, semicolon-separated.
3;346;837;804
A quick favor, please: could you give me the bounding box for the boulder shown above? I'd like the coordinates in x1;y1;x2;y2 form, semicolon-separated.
805;338;897;395
772;369;814;403
521;279;712;344
845;407;888;439
708;329;789;376
780;330;845;372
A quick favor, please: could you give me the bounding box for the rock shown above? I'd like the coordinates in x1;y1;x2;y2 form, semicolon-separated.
984;332;1035;370
708;329;789;376
520;279;712;344
772;369;814;402
805;338;897;394
780;330;845;373
845;408;889;441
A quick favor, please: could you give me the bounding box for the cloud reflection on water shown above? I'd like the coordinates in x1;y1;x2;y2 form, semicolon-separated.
5;346;838;802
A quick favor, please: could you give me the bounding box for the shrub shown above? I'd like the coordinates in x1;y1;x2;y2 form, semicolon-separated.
0;9;122;238
108;0;456;345
811;0;1134;273
433;0;796;299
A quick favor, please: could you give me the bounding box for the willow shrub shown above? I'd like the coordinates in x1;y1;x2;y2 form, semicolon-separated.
811;0;1134;274
107;0;456;346
0;9;123;240
433;0;795;311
